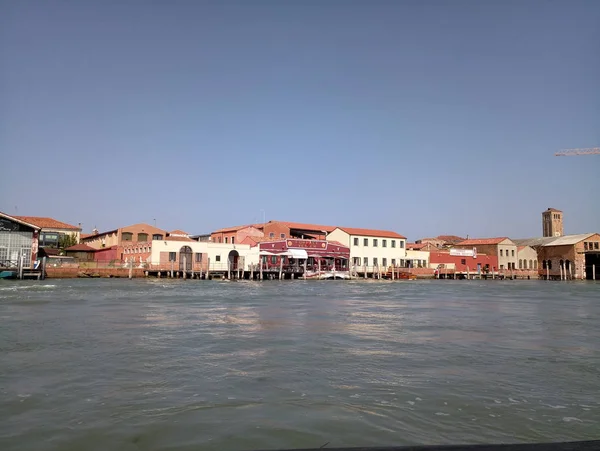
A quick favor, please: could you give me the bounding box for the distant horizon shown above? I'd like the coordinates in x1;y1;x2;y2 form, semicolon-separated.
2;1;599;240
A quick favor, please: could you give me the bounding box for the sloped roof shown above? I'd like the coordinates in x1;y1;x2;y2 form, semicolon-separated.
0;212;41;230
335;227;406;239
456;237;510;246
164;235;194;242
213;223;264;233
168;229;189;236
544;208;562;213
407;243;427;250
65;243;96;252
514;233;597;247
13;216;80;230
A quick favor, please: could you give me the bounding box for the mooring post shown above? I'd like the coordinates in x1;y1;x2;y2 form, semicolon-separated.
593;264;596;281
129;259;133;279
279;257;283;280
303;260;307;280
259;259;263;280
364;264;367;279
206;258;210;280
183;256;187;280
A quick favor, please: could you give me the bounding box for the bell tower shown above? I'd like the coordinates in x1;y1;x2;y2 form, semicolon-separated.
542;208;564;237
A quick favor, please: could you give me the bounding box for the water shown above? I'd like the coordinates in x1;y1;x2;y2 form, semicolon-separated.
1;279;599;451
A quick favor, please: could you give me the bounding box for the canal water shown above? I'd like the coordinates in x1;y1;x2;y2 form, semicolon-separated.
1;279;599;451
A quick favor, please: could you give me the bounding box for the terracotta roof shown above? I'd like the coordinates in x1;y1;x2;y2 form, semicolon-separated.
456;237;509;246
336;227;406;239
80;233;93;240
65;243;96;252
545;208;562;212
13;216;80;230
276;221;337;233
213;223;264;233
164;235;194;242
0;212;41;230
407;243;426;250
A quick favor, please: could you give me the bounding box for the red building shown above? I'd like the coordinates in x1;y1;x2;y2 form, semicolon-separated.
429;251;498;274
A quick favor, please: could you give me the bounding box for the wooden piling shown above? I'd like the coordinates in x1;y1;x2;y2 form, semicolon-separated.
259;259;263;280
279;257;283;280
364;265;367;279
206;258;210;280
170;261;174;278
129;259;133;279
593;264;596;280
183;256;187;279
303;260;307;280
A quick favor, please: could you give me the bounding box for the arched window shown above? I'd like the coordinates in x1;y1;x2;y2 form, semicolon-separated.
524;260;528;270
559;259;564;268
542;260;547;269
534;260;538;270
565;260;571;270
529;259;533;269
519;259;523;269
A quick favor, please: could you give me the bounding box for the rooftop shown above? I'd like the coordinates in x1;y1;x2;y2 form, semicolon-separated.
13;216;80;231
0;212;41;230
455;237;510;246
514;233;598;247
65;243;96;252
336;226;406;239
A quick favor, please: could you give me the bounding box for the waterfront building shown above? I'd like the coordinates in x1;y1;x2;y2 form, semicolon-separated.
429;251;498;275
0;212;40;270
325;227;407;272
453;237;518;271
514;233;600;280
211;220;336;244
405;249;430;268
14;216;81;248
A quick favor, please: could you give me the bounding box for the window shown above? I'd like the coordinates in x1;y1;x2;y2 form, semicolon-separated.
519;259;523;269
391;259;396;265
373;239;378;247
461;259;466;265
500;249;503;257
353;257;360;265
529;259;533;269
269;232;275;238
122;232;133;241
153;234;163;240
280;233;285;239
271;256;277;264
382;258;387;267
363;238;368;246
225;237;228;244
373;258;378;266
547;260;552;270
500;265;504;270
400;241;404;249
511;249;515;257
363;257;368;266
169;252;176;262
542;260;547;269
391;240;396;248
231;237;235;244
534;260;538;270
195;253;202;262
137;233;148;242
595;242;599;250
382;240;387;248
216;255;221;262
353;237;359;246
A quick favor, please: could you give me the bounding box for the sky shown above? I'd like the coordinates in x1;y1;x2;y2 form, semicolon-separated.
1;0;599;241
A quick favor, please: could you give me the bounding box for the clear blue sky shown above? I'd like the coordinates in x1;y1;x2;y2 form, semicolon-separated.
1;0;599;241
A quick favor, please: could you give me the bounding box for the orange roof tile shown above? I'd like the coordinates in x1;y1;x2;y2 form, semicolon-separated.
213;223;264;233
456;237;509;246
436;235;465;243
168;229;189;236
165;235;194;242
13;216;81;230
336;227;406;239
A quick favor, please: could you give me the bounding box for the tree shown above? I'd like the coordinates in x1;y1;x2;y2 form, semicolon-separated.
58;233;78;249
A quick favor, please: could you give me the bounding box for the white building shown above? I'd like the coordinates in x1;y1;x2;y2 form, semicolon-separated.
405;249;430;268
326;227;406;271
143;239;259;273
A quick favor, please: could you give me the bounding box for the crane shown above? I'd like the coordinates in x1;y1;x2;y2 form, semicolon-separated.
555;147;600;156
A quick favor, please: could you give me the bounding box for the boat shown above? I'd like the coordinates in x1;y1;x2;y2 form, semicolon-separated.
0;270;18;280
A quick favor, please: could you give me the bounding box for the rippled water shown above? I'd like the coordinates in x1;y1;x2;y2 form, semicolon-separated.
0;279;599;450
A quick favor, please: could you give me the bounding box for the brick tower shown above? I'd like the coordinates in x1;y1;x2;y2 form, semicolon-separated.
542;208;564;237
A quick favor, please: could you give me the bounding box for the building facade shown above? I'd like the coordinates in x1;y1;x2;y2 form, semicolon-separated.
453;237;518;271
82;223;168;261
517;246;538;271
326;227;407;270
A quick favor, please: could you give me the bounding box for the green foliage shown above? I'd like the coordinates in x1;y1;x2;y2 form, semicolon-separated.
58;234;78;250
